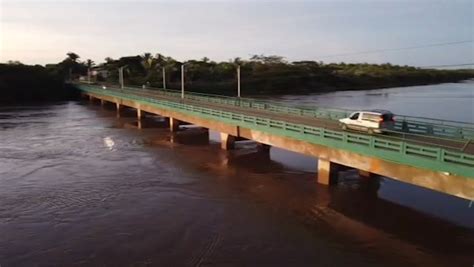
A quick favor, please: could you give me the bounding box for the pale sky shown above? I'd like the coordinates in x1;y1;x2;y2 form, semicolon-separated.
0;0;472;66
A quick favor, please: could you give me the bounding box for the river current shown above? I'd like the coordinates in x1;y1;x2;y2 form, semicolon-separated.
0;82;473;266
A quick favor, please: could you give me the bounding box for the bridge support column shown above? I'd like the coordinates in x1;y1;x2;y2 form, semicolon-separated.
257;143;271;153
100;99;105;106
317;158;340;185
359;170;372;178
220;133;236;150
115;103;121;118
137;108;142;119
169;117;181;132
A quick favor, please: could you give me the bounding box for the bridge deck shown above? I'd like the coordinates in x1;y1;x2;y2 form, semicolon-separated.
118;87;474;155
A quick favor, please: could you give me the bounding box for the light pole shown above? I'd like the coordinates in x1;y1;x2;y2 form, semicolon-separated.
118;67;123;89
237;65;241;98
181;64;185;99
162;67;166;89
118;65;128;89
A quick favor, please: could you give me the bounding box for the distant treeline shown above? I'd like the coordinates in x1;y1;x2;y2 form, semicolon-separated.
0;54;85;103
1;52;474;102
92;53;474;95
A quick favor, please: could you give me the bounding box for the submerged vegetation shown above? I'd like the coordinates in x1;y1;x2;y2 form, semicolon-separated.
1;52;473;102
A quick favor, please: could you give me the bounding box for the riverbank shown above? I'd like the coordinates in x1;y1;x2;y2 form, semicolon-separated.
0;63;79;103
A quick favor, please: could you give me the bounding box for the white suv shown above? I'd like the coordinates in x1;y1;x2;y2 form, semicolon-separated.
339;110;395;134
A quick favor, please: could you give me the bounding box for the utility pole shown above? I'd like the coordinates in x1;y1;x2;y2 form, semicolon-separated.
162;67;166;89
181;64;184;99
118;66;126;89
87;68;91;84
118;68;122;89
237;65;241;98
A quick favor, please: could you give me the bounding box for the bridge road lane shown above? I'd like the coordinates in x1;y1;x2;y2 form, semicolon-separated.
107;87;474;155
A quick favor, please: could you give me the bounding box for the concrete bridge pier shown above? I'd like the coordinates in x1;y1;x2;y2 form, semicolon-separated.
115;102;121;118
257;143;271;153
169;117;181;132
220;133;236;150
89;95;94;102
317;158;342;185
136;108;143;129
359;170;372;178
137;108;142;119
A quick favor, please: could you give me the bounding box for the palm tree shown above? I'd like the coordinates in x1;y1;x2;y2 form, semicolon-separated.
67;52;80;62
86;59;95;69
141;53;157;83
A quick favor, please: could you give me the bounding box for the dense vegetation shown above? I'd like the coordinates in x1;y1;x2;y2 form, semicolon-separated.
93;53;474;95
1;52;473;102
0;53;85;103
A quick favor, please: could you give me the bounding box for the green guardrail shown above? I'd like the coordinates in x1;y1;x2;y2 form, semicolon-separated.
76;82;474;140
96;83;474;141
78;84;474;178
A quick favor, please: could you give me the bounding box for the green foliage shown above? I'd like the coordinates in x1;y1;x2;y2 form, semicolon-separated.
2;51;474;103
92;53;474;95
0;63;76;102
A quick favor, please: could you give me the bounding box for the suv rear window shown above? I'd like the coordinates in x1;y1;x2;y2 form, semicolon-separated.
381;113;394;121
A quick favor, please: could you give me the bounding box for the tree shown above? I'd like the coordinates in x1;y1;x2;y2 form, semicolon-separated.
86;59;95;69
67;52;80;62
141;53;157;82
6;60;22;65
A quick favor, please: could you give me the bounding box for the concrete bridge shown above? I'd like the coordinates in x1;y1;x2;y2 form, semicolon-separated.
75;83;474;200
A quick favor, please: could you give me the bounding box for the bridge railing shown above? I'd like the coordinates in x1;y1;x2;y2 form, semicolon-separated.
123;85;474;140
79;84;474;178
77;82;474;140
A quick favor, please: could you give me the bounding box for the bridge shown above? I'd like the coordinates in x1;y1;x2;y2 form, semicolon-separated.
75;83;474;200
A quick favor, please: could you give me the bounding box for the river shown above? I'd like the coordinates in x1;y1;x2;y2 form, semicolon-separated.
272;80;474;123
0;82;473;266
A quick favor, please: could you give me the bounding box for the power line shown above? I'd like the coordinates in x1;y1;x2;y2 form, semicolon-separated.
419;63;474;68
317;40;473;59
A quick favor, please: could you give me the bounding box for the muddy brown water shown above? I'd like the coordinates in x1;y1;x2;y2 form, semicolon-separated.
0;95;473;266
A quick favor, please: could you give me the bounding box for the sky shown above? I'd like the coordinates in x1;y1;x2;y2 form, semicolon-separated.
0;0;472;66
